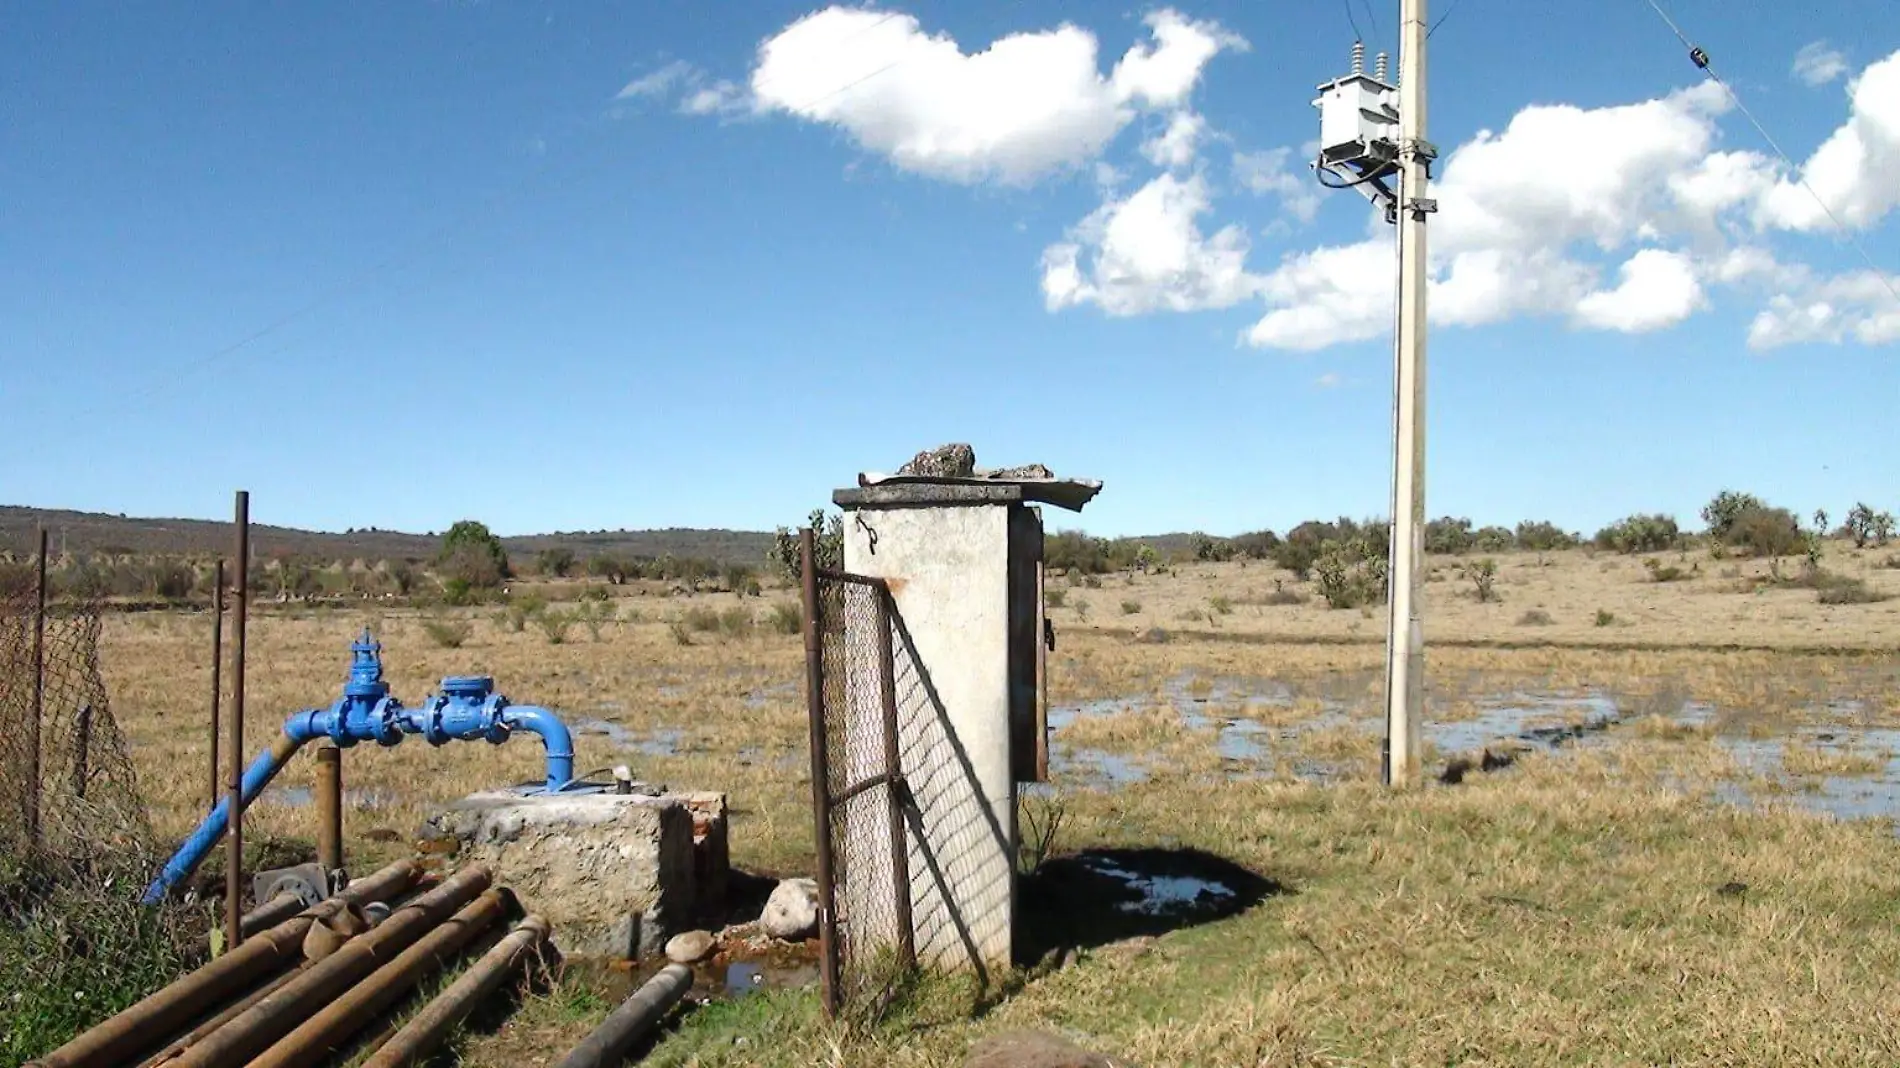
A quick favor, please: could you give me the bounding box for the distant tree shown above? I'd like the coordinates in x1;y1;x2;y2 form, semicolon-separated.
1473;525;1514;554
1231;529;1281;560
1513;520;1575;553
1701;490;1766;542
1729;505;1805;559
769;509;844;582
1594;514;1680;554
437;520;508;588
1191;532;1235;563
588;555;630;585
1424;517;1475;555
536;547;576;578
1844;503;1895;549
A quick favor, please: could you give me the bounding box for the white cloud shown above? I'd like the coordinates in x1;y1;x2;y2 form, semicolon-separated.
1230;51;1900;350
1757;50;1900;232
1793;41;1849;87
1041;173;1260;316
680;80;748;116
1315;372;1342;388
745;6;1244;185
1109;10;1249;109
1232;147;1320;223
1141;111;1203;169
618;60;695;100
1572;249;1707;332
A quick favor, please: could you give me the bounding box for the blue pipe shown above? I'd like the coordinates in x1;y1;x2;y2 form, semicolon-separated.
142;629;579;904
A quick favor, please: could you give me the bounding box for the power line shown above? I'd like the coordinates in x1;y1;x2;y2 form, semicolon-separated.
1341;0;1364;43
1639;0;1899;306
1358;0;1383;45
1427;0;1466;39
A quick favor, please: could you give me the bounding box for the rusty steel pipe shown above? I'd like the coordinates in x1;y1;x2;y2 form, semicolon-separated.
315;744;342;873
227;489;250;951
248;889;512;1068
171;865;493;1068
208;558;223;812
239;894;307;940
550;963;694;1068
135;964;306;1068
29;859;422;1068
360;914;551;1068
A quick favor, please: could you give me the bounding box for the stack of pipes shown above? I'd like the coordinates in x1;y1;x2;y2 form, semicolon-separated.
29;860;553;1068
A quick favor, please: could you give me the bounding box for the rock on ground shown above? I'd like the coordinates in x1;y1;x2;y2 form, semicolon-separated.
761;877;819;941
964;1031;1114;1068
665;929;717;964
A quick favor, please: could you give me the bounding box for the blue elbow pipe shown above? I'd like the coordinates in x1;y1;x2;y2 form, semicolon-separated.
143;629;580;904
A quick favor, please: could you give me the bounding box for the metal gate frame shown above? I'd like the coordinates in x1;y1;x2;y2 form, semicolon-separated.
798;527;916;1017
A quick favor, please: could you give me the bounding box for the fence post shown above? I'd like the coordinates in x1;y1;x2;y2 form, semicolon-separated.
800;527;840;1017
28;526;48;848
874;587;915;970
209;558;224;813
226;491;250;951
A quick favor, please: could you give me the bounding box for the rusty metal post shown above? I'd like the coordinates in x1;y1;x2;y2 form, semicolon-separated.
71;704;92;801
208;559;223;813
27;526;47;847
799;527;840;1017
226;490;250;952
315;744;342;873
874;587;914;970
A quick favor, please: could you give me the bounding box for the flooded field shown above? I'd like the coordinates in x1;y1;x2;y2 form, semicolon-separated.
1047;668;1900;834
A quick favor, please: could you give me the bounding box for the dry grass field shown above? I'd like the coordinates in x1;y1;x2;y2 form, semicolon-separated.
94;541;1900;1066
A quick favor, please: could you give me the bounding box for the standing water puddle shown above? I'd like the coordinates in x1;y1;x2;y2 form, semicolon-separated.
574;720;684;757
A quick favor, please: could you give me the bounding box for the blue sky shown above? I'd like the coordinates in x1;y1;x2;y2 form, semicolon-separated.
3;1;1895;540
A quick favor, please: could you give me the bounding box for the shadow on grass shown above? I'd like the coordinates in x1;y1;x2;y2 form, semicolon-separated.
1014;846;1287;966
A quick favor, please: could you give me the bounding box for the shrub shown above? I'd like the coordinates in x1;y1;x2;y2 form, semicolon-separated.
1424;516;1475;555
1044;588;1067;609
1082;574;1102;589
723;564;758;595
577;586;611;603
717;606;754;638
535;548;575;578
1701;490;1767;542
1594;514;1679;554
1517;608;1554;626
1467;558;1499;602
1191;533;1235;562
588;554;632;585
768;601;803;635
1594;609;1615;627
1045;531;1113;575
668;621;693;646
1845;503;1896;548
1314;538;1388;609
1232;529;1281;560
683;606;721;632
437;520;509;588
1262;587;1307;606
536;609;574;645
1514;520;1576;553
577;600;614;641
1119;600;1142;615
1726;504;1805;559
1882;554;1900;570
769;509;844;582
1209;595;1233;615
421;615;472;648
1132;545;1161;573
1644;558;1687;583
1473;526;1515;553
1818;578;1887;605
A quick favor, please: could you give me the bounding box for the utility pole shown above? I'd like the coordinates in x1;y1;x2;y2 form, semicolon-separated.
1382;0;1432;787
1311;2;1436;786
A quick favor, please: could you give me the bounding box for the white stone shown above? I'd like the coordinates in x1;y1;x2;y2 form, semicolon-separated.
761;877;819;941
665;929;717;964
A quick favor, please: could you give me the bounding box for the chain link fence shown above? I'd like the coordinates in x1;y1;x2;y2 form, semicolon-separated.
0;561;154;902
807;558;916;1018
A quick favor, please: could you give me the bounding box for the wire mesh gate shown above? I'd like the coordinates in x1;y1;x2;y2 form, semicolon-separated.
799;529;916;1017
